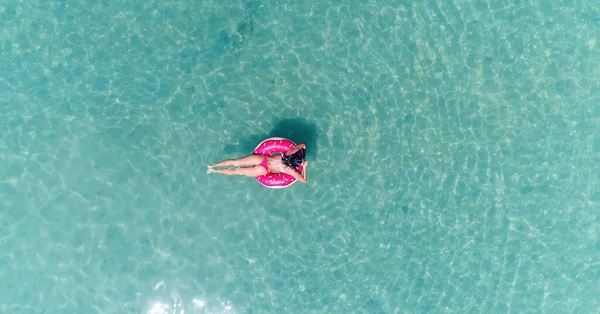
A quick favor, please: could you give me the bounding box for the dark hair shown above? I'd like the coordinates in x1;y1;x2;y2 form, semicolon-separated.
282;152;304;168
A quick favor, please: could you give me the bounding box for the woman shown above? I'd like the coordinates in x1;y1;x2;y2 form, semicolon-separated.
207;143;308;183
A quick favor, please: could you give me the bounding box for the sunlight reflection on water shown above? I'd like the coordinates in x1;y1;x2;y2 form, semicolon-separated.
145;294;234;314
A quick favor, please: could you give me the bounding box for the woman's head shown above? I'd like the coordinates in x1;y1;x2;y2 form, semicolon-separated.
282;152;304;168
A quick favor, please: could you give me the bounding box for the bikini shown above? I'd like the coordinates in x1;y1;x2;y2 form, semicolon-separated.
260;154;284;173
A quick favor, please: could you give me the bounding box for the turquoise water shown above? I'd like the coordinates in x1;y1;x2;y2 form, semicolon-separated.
1;0;600;313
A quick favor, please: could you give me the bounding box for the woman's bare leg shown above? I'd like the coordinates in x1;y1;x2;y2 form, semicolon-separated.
209;154;263;168
209;165;267;177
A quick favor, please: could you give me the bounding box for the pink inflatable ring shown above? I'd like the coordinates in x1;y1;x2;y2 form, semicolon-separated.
254;137;304;189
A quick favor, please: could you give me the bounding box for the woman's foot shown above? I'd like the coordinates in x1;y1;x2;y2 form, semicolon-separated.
207;166;214;174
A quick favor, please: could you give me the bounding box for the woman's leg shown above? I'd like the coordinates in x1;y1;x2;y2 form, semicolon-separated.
209;154;263;168
209;165;267;177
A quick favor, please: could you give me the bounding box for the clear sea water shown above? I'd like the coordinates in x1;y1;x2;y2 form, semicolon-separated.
1;0;600;313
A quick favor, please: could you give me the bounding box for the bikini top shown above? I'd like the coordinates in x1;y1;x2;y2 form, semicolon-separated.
269;153;285;173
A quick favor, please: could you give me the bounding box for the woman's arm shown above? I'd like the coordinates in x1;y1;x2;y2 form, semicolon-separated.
285;143;306;156
284;161;308;183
